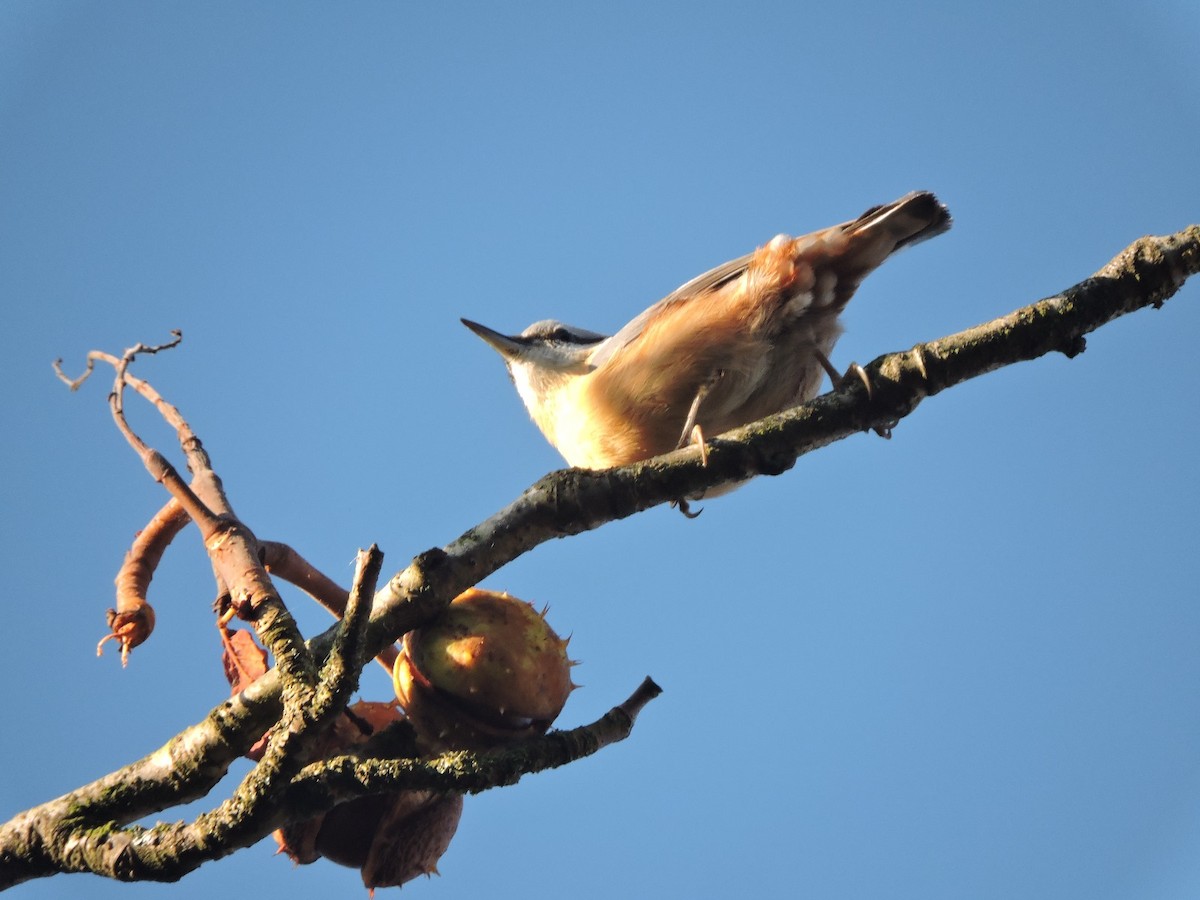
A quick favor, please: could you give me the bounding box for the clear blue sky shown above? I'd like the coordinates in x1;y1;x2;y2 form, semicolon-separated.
2;3;1198;898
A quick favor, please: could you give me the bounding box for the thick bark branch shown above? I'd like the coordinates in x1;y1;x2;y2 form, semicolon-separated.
3;226;1195;887
364;227;1200;643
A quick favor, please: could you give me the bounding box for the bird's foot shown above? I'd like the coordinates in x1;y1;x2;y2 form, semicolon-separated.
816;351;894;439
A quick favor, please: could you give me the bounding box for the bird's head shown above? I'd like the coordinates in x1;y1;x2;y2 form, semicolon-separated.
461;318;607;408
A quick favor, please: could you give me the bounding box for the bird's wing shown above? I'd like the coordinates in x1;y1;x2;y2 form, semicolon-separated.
587;251;754;368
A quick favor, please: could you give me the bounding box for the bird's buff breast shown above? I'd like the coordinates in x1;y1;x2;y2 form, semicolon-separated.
537;378;649;469
509;368;659;469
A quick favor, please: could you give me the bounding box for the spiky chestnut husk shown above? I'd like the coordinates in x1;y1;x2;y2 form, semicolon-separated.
393;588;577;751
274;701;463;890
319;790;464;890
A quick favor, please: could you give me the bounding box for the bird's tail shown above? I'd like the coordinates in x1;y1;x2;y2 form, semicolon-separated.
848;191;952;251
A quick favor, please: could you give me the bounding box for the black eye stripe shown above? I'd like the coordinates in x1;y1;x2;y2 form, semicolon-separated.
521;321;606;346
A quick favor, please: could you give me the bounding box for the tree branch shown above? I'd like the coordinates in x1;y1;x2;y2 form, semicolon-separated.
364;226;1200;644
4;226;1195;887
0;678;661;886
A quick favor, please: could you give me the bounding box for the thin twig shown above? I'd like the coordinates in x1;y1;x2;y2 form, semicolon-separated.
314;546;383;719
97;499;190;664
260;541;400;673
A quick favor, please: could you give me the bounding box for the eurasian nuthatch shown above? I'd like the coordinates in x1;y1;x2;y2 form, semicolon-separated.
463;191;951;478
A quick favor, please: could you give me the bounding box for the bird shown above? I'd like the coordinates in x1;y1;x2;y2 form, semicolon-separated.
463;191;950;496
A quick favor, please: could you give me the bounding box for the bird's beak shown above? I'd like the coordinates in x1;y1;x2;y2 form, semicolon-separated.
461;318;525;360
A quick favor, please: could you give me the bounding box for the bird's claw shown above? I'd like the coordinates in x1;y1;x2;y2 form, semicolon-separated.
838;361;873;399
872;419;897;439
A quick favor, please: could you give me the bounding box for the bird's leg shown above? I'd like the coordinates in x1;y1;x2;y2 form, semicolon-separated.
813;349;894;439
676;389;708;466
670;371;726;519
675;370;724;466
814;348;868;396
687;424;709;466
